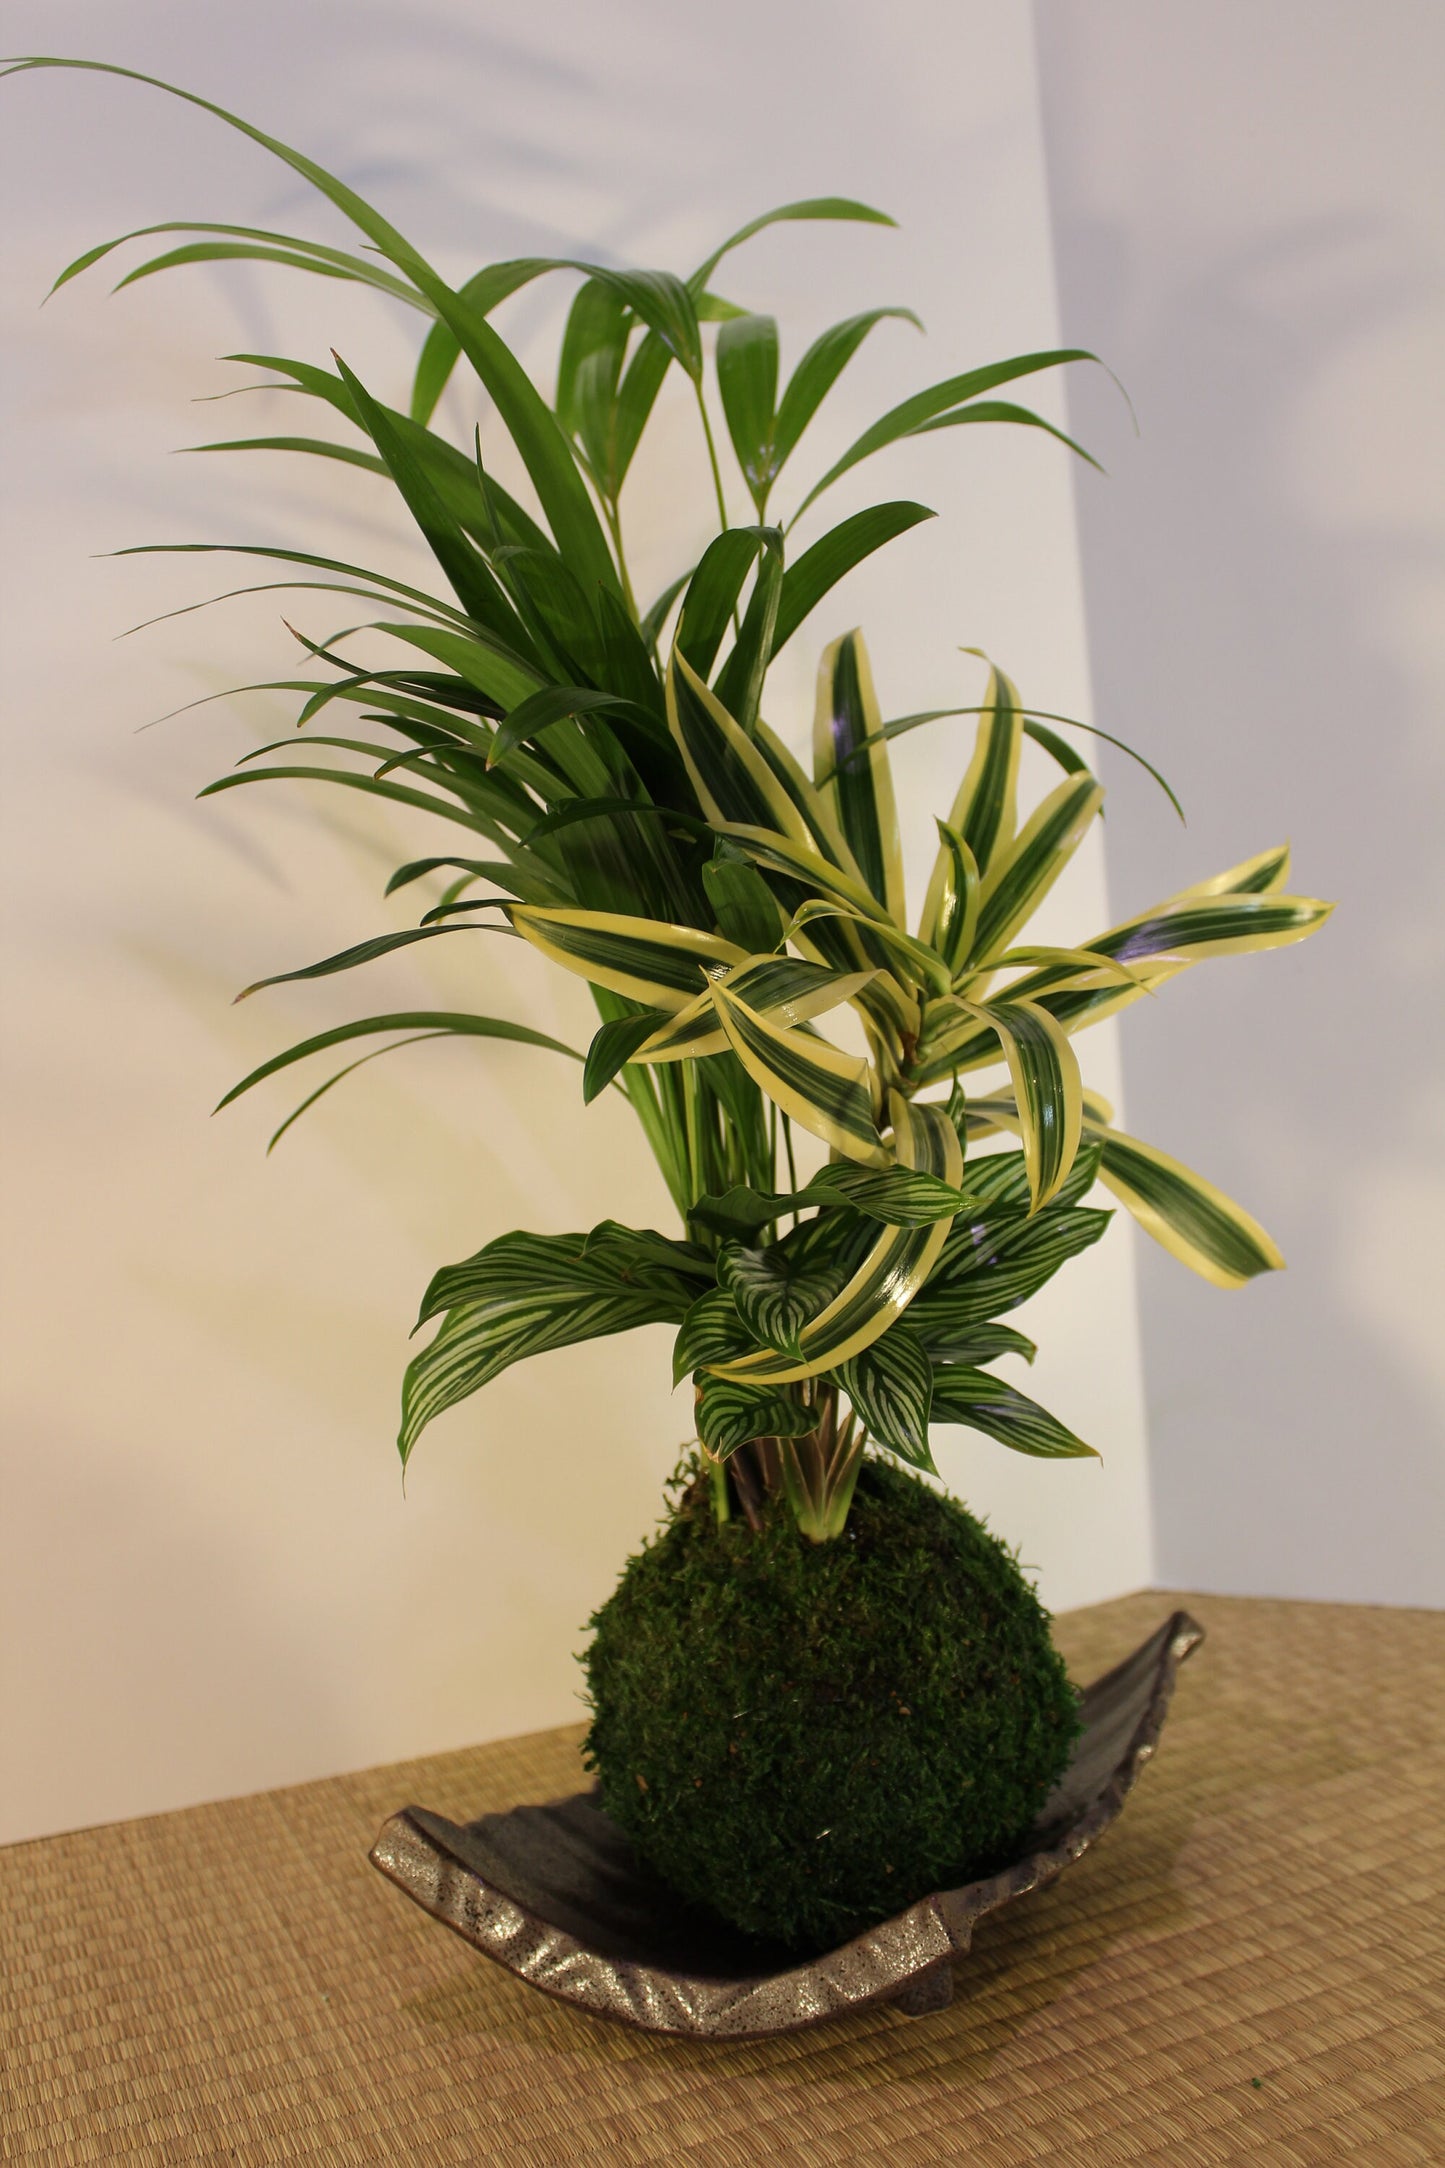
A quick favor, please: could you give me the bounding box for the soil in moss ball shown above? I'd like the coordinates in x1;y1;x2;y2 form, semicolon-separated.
581;1455;1080;1955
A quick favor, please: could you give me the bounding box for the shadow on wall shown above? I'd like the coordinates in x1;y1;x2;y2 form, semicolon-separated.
1035;4;1445;1603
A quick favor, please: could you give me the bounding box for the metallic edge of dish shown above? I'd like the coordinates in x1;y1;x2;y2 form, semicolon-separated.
369;1609;1204;2039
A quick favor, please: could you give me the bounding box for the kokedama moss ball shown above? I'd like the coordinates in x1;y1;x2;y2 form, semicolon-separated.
582;1455;1080;1954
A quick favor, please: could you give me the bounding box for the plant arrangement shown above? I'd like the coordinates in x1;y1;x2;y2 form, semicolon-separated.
10;58;1330;1955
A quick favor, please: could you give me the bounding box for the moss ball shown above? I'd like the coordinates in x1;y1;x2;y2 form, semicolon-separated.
581;1455;1080;1954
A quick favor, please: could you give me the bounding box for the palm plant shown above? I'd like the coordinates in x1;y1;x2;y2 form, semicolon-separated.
10;58;1331;1545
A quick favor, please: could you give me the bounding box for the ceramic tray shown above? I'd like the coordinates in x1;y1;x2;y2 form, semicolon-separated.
370;1609;1203;2039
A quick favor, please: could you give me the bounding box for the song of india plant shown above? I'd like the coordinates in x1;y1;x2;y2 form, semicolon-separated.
8;57;1332;1950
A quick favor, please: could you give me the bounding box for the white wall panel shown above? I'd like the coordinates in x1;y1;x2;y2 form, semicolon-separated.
1;1;1150;1843
1037;0;1445;1604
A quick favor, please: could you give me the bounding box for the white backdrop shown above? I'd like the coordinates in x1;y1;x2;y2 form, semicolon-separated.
1036;0;1445;1607
0;0;1153;1845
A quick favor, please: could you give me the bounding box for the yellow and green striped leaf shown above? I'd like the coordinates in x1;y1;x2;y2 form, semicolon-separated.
813;631;905;925
972;771;1104;964
751;721;864;875
1082;1116;1285;1288
632;956;875;1064
664;650;811;842
1088;891;1333;968
508;906;745;1011
787;898;951;997
709;978;887;1166
708;1095;963;1383
941;660;1023;876
1183;843;1292;898
948;996;1082;1210
716;825;894;926
918;819;980;971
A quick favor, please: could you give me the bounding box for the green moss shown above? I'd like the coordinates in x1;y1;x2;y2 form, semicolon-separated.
582;1456;1080;1954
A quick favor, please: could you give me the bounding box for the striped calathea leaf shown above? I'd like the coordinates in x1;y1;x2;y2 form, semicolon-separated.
695;1376;816;1458
31;55;1333;1518
716;1215;856;1359
930;1367;1097;1459
705;1095;964;1384
834;1320;935;1471
400;1225;711;1463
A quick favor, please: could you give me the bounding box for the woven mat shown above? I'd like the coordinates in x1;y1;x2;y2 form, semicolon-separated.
4;1592;1443;2166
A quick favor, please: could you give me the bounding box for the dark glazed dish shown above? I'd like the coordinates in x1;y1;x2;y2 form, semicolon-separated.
370;1610;1203;2038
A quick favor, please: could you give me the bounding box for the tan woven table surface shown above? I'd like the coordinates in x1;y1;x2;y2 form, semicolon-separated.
4;1590;1442;2166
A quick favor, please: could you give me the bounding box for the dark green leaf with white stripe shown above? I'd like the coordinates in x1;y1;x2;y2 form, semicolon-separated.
835;1319;934;1470
930;1366;1097;1458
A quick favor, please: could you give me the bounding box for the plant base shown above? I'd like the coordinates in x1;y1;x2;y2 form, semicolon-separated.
582;1456;1081;1953
370;1612;1204;2038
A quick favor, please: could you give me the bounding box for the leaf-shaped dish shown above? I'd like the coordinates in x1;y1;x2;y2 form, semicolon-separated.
370;1609;1203;2039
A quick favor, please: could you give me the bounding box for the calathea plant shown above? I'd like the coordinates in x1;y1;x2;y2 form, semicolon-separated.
11;56;1331;1950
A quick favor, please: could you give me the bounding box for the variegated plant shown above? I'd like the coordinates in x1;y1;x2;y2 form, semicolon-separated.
13;58;1331;1539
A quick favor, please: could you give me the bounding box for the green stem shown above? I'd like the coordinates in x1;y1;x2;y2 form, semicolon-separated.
602;495;639;621
694;381;730;538
781;1111;799;1224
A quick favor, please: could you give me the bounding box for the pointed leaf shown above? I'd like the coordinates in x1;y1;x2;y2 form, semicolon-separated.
836;1320;934;1470
1183;844;1292;898
771;308;922;476
234;919;504;1000
919;819;981;971
508;905;745;1011
708;1096;963;1383
1083;1117;1285;1288
711;540;784;733
794;349;1098;516
770;500;935;658
214;1009;584;1112
709;977;886;1168
930;1367;1097;1458
972;771;1105;963
718;1234;849;1359
911;1205;1111;1333
675;528;774;681
688;197;896;293
695;1376;815;1459
665;652;811;842
401;1228;697;1462
914;1319;1036;1367
673;1288;756;1385
813;630;905;925
1090;891;1334;968
583;1007;668;1103
715;312;779;507
943;661;1023;877
951;995;1082;1211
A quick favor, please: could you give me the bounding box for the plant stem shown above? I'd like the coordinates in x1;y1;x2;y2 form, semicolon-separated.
602;495;639;621
695;382;730;538
781;1112;799;1223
